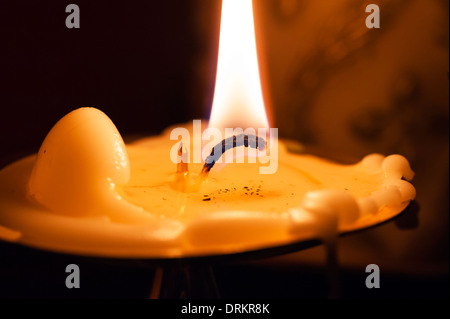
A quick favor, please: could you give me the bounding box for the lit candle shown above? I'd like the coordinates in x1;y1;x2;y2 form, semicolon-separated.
0;0;415;258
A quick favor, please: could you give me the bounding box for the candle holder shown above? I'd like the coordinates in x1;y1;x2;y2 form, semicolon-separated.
0;198;417;299
0;126;417;298
0;109;416;260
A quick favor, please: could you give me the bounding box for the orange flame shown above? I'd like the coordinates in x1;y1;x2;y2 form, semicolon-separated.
209;0;269;132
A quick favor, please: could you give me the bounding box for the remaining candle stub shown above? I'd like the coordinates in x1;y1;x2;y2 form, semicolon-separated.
0;108;416;258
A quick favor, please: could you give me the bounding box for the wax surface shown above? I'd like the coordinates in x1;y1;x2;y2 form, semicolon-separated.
0;108;416;258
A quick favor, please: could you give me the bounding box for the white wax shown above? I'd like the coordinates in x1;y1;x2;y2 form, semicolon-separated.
0;108;416;258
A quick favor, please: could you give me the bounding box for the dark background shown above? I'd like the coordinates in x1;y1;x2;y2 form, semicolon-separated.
0;1;216;162
0;0;448;299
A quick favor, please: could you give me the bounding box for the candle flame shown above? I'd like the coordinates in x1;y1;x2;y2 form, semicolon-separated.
209;0;269;132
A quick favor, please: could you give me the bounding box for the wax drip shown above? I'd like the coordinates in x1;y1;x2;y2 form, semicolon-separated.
200;134;266;176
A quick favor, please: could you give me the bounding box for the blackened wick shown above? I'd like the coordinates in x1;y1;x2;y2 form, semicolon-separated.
201;134;267;173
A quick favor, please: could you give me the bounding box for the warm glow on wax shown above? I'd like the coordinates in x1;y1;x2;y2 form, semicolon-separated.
209;0;269;131
0;0;416;259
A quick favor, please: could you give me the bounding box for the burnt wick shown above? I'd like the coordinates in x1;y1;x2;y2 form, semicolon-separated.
201;134;266;176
